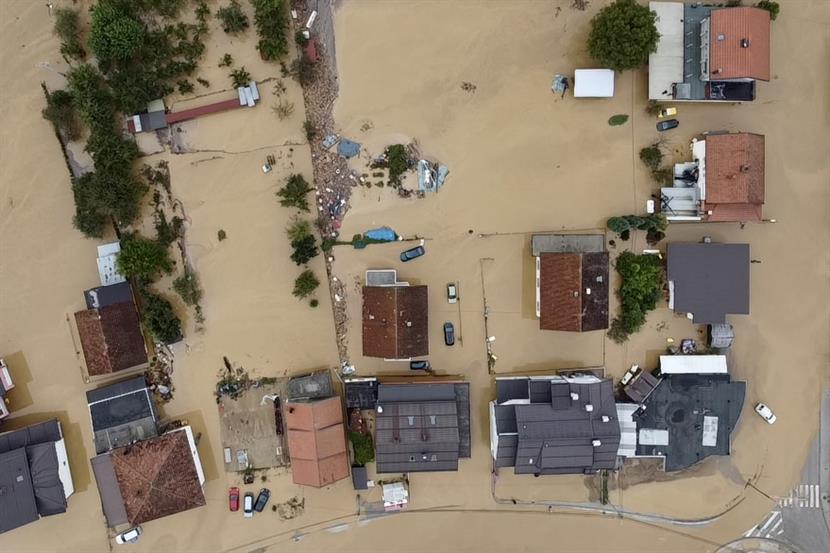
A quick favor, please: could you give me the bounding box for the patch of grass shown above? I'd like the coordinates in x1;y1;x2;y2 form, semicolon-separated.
608;114;629;126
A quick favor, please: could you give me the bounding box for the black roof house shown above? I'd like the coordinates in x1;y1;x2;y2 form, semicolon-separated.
86;376;158;454
374;382;470;473
491;375;621;475
0;420;72;534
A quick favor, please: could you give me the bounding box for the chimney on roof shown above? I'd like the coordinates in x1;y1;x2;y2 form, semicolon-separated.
741;38;750;48
570;392;579;401
740;164;751;173
406;321;412;327
368;314;375;320
592;440;602;447
601;415;610;422
572;290;579;298
585;404;594;412
713;68;722;74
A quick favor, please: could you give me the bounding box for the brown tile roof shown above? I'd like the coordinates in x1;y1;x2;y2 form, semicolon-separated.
704;133;765;222
539;253;608;332
362;285;428;359
110;431;205;525
285;397;349;488
75;301;148;376
709;7;771;81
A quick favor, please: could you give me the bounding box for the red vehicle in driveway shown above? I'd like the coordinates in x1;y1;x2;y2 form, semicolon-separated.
228;487;240;511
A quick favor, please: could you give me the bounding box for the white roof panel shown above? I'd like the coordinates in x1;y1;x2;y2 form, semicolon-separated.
574;69;615;98
702;416;719;447
639;428;669;446
648;2;685;100
659;355;728;374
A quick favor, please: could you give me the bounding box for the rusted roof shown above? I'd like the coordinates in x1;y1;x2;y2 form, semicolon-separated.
539;253;608;332
709;7;771;81
362;286;428;359
75;302;148;376
285;398;349;488
165;98;241;125
110;431;205;525
705;133;765;223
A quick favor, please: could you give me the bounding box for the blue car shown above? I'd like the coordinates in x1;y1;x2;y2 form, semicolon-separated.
443;322;455;346
400;245;425;262
656;119;679;132
410;360;431;371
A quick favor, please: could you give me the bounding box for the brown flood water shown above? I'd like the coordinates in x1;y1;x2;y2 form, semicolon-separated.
0;0;828;552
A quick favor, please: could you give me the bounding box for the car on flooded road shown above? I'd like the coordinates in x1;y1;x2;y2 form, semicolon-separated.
400;245;425;262
443;322;455;346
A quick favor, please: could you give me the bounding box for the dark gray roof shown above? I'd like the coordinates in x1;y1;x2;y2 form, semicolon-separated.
634;374;745;471
0;420;67;534
374;382;470;473
138;110;168;131
624;371;662;403
84;281;133;310
667;243;750;324
531;234;605;257
287;371;333;400
345;379;378;410
351;465;368;490
90;454;128;527
494;377;621;475
86;376;158;454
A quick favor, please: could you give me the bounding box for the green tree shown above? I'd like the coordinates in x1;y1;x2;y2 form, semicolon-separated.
53;7;86;61
587;0;659;71
386;144;409;185
173;273;203;306
216;1;249;34
290;235;318;266
117;236;173;279
639;144;663;171
42;89;82;141
756;1;780;20
229;66;252;88
141;292;182;343
292;270;320;299
276;174;313;211
251;0;290;61
89;1;146;64
608;252;664;343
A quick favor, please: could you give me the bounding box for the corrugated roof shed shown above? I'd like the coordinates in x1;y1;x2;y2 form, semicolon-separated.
285;397;349;488
363;286;428;359
75;302;148;376
709;7;771;81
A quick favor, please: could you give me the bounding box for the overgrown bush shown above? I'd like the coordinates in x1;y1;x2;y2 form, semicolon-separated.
608;252;664;343
89;1;146;64
42;89;82;141
289;55;316;86
219;53;234;67
756;1;780;20
117;236;173;279
348;431;375;465
53;7;86;61
230;66;251;88
251;0;290;61
141;291;182;344
290;235;318;266
293;270;319;299
651;167;673;185
587;0;659;71
177;79;195;94
173;273;203;306
276;174;313;211
386;144;409;185
607;214;667;243
216;1;249;34
639;143;663;171
309;299;319;308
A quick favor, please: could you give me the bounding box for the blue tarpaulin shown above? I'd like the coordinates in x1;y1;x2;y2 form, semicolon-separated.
338;139;360;158
364;227;398;242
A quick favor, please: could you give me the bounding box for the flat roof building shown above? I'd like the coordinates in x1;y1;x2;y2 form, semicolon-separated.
490;374;621;475
285;396;350;488
0;420;74;534
86;376;158;455
363;284;428;359
667;242;750;324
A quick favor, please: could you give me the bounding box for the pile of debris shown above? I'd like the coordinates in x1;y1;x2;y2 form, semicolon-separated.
215;357;252;402
145;343;175;403
276;497;305;520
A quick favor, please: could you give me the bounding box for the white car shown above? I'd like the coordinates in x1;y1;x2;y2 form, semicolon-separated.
447;283;458;304
243;493;254;518
115;527;142;545
754;403;777;424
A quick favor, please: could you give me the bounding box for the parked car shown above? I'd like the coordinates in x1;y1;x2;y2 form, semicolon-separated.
754;403;777;424
228;487;240;512
620;364;641;386
447;283;458;303
657;107;677;119
443;322;455;346
254;488;271;512
400;245;425;262
656;119;679;132
243;492;254;518
115;527;142;545
410;360;431;371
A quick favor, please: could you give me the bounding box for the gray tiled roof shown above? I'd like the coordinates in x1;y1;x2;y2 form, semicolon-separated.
86;376;158;454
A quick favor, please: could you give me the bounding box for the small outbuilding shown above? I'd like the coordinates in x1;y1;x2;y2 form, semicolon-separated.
573;69;615;98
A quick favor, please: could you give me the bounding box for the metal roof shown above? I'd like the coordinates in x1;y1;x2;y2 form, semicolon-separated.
84;281;134;310
86;376;158;455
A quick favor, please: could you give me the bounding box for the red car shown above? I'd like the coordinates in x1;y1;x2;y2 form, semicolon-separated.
228;487;240;512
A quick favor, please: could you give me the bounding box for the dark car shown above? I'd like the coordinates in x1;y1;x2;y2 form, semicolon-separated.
254;488;271;512
400;245;425;262
443;322;455;346
410;360;431;371
656;119;679;132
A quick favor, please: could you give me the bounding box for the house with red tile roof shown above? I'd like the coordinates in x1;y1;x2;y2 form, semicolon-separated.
74;300;148;377
362;276;428;360
285;397;349;488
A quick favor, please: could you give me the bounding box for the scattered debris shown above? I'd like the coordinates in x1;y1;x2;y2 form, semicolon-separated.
461;81;477;93
571;0;590;10
276;497;305;520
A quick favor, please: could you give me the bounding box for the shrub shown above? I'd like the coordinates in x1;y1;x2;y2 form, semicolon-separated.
218;229;227;241
289;55;315;86
309;299;319;308
276;174;313;211
117;236;173;279
290;235;318;265
292;269;319;299
386;144;409;185
348;431;375;465
608;252;664;343
53;7;86;61
89;1;146;64
639;144;663;171
303;120;316;141
154;210;180;246
651;166;674;185
286;216;312;242
645;100;661;116
141;292;182;344
173;273;203;306
608;114;629;126
177;79;195;94
251;0;290;61
230;67;251;88
216;1;249;34
756;0;779;20
42;89;82;141
587;0;659;71
272;99;295;120
607;214;667;242
219;53;234;67
196;77;210;88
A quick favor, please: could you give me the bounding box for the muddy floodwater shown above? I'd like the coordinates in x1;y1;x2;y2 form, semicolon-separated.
1;0;828;552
